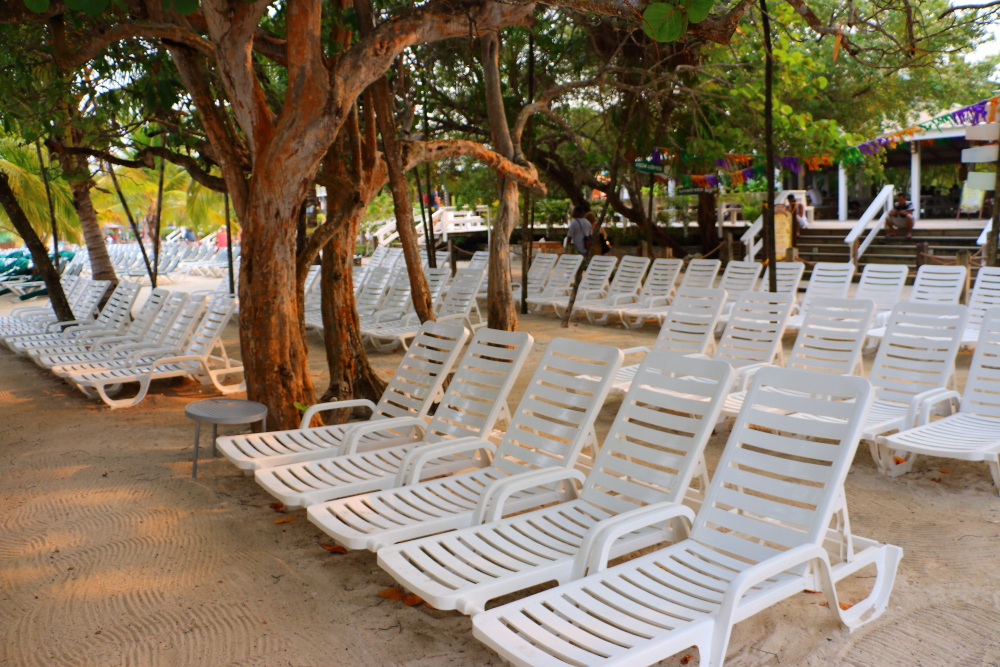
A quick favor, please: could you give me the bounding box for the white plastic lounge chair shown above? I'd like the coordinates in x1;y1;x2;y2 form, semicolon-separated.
472;367;901;667
306;338;624;551
0;275;86;325
512;253;559;304
720;296;876;420
855;264;909;317
795;301;968;443
253;328;533;508
0;279;110;336
609;287;727;396
575;256;651;324
618;259;720;328
3;281;141;351
583;258;681;327
540;255;619;317
353;266;393;315
784;262;854;333
42;292;196;374
874;307;1000;489
66;294;242;408
525;255;584;313
959;267;1000;348
866;264;968;338
377;352;735;615
217;321;470;473
366;268;486;351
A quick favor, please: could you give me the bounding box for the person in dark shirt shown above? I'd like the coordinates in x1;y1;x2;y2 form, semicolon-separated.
886;194;914;239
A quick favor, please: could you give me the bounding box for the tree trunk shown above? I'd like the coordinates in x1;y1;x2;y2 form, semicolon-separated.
318;212;386;419
0;172;73;321
238;173;316;431
59;142;118;285
481;31;518;331
697;191;720;254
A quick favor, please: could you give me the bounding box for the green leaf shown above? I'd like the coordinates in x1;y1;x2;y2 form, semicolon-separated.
293;401;311;413
816;75;828;89
173;0;198;14
686;0;713;24
81;0;109;17
22;0;50;12
780;103;793;115
642;3;684;43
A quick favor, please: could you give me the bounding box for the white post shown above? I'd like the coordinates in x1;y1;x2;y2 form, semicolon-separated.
838;163;848;221
667;177;676;196
910;142;921;221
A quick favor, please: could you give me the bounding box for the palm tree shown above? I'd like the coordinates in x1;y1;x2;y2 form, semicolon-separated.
0;135;80;245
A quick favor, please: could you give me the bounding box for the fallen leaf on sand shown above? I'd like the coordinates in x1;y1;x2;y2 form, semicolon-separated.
937;469;951;474
403;594;424;606
261;621;268;624
681;656;693;665
269;502;285;511
379;587;405;601
274;517;294;524
839;602;853;610
893;456;906;465
804;589;821;594
930;477;942;483
321;544;347;553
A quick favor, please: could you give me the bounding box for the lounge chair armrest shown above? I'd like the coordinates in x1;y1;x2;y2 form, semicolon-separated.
372;308;407;323
572;501;696;578
734;363;770;391
912;389;961;426
393;437;495;487
715;544;831;636
473;467;585;525
685;353;712;360
339;417;428;455
608;294;639;305
578;290;605;301
148;354;206;371
300;399;378;429
10;305;46;316
620;346;650;357
904;388;956;429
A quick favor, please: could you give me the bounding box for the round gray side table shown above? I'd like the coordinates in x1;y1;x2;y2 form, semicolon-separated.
185;398;268;478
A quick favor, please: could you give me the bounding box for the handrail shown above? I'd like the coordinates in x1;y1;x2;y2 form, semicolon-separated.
741;190;794;260
977;220;991;246
844;184;894;263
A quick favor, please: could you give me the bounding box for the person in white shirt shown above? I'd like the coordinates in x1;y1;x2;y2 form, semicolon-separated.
566;206;592;254
787;194;808;230
807;186;823;207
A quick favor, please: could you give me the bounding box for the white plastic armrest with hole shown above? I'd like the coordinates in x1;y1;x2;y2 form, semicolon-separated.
734;363;770;391
572;501;697;579
44;319;91;332
372;308;407;324
913;389;961;426
147;354;206;372
620;345;650;357
124;345;181;366
299;399;378;429
609;294;638;306
578;289;605;301
904;388;958;429
472;467;585;525
339;417;429;455
393;437;495;487
10;305;47;317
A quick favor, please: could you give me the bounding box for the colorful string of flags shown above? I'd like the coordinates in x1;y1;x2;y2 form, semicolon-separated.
652;96;1000;188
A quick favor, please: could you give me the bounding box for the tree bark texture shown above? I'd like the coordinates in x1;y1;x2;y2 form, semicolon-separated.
697;191;720;255
0;172;73;321
58;134;118;285
481;30;518;331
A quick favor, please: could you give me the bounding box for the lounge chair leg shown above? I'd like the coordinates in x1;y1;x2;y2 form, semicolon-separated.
988;456;1000;495
192;421;201;478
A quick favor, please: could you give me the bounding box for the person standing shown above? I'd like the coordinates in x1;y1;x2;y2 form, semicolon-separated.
566;206;592;255
216;225;229;248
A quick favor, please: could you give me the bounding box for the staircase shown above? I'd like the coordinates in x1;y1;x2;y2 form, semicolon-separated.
797;226;982;275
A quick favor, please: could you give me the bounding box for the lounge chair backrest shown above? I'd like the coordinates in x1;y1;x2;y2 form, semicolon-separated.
539;254;583;295
425;267;451;302
438;268;486;318
157;294;206;348
654;286;727;356
856;264;908;313
581;353;735;514
492;339;623;477
72;280;111;320
718;261;762;301
372;321;470;420
576;255;618;294
380;274;413;312
355;266;392;311
423;328;533;441
690;367;872;572
799;262;854;315
968;267;1000;329
787;297;875;376
125;288;170;336
715;291;795;369
870;302;968;405
368;245;388;267
467;251;489;270
773;261;806;294
678;258;721;290
94;281;141;328
381;247;404;269
638;258;683;298
183;294;237;357
603;255;649;297
522;253;558;294
960;307;1000;417
910;265;967;304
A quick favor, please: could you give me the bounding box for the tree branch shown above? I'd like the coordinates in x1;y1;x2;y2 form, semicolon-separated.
56;21;215;69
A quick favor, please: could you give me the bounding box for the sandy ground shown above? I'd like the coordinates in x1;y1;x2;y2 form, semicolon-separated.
3;277;1000;666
